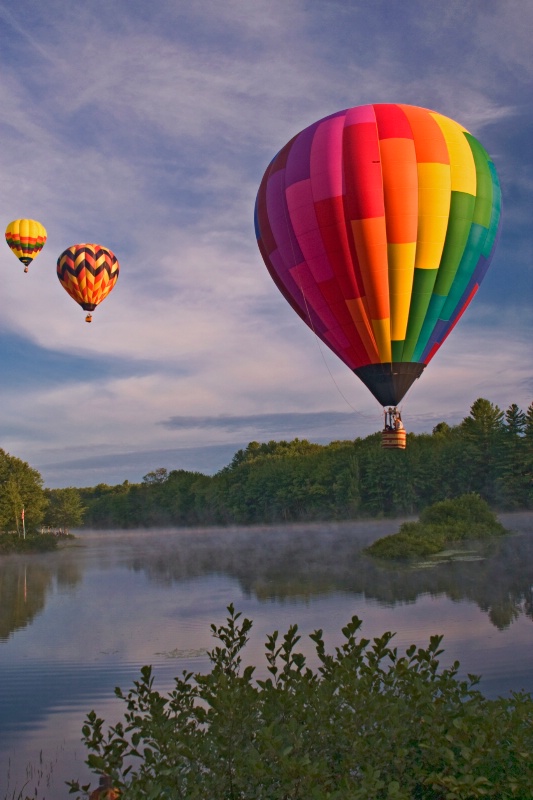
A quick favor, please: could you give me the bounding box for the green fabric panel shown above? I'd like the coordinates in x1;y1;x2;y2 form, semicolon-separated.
440;224;485;320
464;133;493;228
433;191;476;296
482;161;502;257
391;340;405;362
412;293;447;361
402;268;439;361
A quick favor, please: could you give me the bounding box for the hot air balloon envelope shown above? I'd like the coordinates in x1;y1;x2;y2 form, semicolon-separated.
57;243;119;320
5;219;47;271
255;103;502;406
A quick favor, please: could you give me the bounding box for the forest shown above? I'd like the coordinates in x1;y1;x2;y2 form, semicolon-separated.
0;397;530;536
76;397;533;529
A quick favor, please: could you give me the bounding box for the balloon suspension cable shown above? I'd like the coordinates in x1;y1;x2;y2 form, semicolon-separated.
280;182;381;424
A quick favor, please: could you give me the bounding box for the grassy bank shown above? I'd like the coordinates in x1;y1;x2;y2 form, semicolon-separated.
0;532;62;554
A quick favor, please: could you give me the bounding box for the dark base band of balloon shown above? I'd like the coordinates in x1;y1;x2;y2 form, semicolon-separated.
19;257;32;265
354;363;426;407
81;302;97;312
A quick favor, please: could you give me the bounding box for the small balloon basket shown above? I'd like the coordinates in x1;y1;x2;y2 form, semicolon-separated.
382;407;406;449
381;428;407;449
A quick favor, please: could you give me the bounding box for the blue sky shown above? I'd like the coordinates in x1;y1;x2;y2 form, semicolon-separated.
0;0;531;488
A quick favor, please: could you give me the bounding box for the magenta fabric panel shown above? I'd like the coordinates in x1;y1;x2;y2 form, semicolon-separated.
324;326;352;350
285;121;318;186
285;179;320;235
255;174;277;256
265;168;304;269
269;254;328;335
344;104;375;126
286;180;334;282
310;115;345;201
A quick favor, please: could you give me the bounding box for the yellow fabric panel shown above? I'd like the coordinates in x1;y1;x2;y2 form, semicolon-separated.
415;163;451;269
345;296;380;362
371;316;392;363
429;113;476;195
388;242;416;340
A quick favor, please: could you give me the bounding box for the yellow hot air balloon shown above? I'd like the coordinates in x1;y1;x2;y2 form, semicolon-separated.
5;219;47;273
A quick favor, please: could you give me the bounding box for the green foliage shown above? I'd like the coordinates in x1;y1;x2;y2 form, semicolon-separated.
0;449;47;534
365;494;508;560
68;606;533;800
0;532;58;554
43;487;87;531
76;398;533;528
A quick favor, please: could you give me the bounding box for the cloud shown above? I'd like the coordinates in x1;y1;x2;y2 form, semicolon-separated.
159;411;363;436
0;0;530;488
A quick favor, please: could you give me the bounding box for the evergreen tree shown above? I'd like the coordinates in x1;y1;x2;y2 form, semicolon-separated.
501;404;528;507
460;398;506;502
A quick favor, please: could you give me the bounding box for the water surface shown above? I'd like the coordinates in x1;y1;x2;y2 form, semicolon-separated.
1;513;532;798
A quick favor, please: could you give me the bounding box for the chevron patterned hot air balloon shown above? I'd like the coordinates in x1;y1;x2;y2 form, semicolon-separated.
255;103;502;448
57;243;119;322
5;219;47;272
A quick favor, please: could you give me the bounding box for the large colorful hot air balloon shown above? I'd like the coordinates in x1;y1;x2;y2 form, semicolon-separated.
255;103;502;447
5;219;47;272
57;243;119;323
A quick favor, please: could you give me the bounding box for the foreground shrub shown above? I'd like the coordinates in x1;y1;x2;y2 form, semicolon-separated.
68;605;533;800
365;493;507;560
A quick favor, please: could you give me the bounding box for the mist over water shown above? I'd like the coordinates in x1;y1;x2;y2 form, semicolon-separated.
1;513;532;798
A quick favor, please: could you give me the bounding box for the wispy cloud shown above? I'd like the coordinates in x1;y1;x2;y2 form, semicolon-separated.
0;0;530;487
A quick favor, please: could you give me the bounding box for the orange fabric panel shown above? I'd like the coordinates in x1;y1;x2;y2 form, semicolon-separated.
398;104;450;164
379;138;418;244
351;217;390;320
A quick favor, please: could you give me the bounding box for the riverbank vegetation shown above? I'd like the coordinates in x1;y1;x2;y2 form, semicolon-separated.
67;605;533;800
0;397;531;540
0;531;61;554
365;494;508;559
78;397;532;527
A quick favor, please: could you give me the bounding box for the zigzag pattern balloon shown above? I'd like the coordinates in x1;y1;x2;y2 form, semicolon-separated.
255;103;502;406
57;243;119;317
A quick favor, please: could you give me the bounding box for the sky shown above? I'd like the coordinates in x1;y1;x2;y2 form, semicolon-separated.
0;0;531;488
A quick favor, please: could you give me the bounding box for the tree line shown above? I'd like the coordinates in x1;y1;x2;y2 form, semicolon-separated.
0;397;531;534
78;397;533;529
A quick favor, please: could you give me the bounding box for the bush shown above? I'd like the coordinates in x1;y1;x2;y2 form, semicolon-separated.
365;494;507;560
0;532;59;554
68;605;533;800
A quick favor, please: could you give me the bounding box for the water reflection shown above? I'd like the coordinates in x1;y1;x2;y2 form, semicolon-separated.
0;514;532;799
0;555;82;641
122;514;533;631
1;515;532;644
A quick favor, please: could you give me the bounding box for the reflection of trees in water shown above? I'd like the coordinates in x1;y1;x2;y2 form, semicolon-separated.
0;555;82;640
129;515;533;631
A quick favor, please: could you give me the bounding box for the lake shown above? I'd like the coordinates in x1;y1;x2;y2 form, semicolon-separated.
1;513;533;799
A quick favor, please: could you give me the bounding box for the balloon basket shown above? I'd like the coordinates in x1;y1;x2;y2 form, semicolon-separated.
381;429;407;450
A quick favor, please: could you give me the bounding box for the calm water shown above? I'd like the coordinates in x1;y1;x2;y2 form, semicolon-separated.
1;514;533;799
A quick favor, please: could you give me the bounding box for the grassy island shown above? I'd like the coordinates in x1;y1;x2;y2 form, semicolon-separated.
0;532;64;555
364;493;508;560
